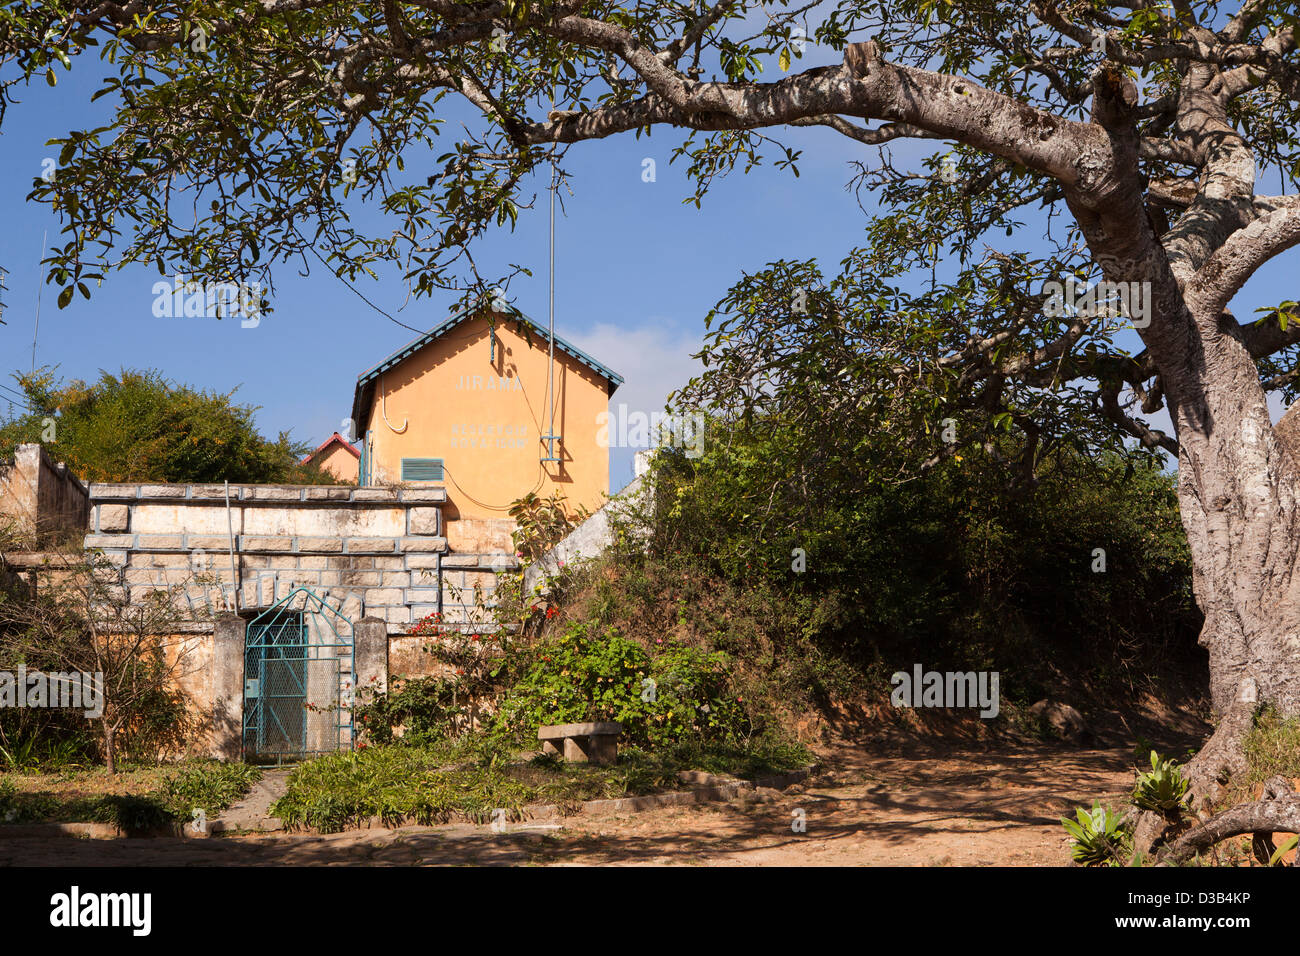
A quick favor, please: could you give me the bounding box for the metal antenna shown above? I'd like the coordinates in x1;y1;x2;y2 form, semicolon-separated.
541;160;561;464
31;229;47;374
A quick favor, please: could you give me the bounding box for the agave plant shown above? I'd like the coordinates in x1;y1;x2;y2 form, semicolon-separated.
1062;801;1130;866
1132;751;1191;818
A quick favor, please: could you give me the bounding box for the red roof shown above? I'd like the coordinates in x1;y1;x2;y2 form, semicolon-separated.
301;432;360;465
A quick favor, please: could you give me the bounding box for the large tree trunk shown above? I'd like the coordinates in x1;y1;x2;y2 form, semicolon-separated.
1175;377;1300;805
1124;318;1300;854
1120;292;1300;859
1063;65;1300;827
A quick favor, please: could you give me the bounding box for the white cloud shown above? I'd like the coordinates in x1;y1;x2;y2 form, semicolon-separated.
569;319;703;415
567;318;704;489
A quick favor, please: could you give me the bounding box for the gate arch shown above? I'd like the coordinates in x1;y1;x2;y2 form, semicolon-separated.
242;587;355;762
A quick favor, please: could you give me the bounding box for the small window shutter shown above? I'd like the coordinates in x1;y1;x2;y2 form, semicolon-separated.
401;458;444;481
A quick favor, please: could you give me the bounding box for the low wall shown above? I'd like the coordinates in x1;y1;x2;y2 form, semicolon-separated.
0;464;525;760
84;482;519;629
524;462;651;592
0;444;90;546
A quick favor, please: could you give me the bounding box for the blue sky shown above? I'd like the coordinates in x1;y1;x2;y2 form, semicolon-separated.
0;51;876;490
0;43;1294;490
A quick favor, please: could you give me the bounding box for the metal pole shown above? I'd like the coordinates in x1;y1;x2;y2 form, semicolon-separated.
225;480;240;612
31;229;46;375
547;161;557;448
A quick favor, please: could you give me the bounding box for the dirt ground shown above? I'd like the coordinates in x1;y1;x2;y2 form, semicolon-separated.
0;742;1147;866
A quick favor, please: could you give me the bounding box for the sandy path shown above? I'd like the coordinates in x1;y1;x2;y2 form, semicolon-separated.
0;744;1137;866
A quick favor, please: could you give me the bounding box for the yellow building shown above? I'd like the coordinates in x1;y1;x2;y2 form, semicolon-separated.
301;432;361;483
350;307;623;520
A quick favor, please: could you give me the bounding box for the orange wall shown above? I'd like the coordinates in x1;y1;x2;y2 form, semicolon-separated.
362;313;613;519
315;443;359;483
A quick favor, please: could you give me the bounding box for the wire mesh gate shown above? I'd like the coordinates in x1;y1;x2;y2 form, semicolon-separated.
242;587;355;762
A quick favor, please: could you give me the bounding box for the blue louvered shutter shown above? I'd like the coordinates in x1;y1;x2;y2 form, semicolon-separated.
401;458;444;481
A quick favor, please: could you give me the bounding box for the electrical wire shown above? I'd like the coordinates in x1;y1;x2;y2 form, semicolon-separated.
292;224;425;335
440;459;545;512
0;381;30;403
379;374;408;433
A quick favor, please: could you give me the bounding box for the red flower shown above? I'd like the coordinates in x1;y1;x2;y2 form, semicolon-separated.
546;606;558;619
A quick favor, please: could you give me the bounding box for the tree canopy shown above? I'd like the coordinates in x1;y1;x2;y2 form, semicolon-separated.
0;368;330;484
0;1;1293;456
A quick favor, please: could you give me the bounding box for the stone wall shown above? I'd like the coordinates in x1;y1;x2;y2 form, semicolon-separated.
0;459;525;760
77;482;520;758
0;443;90;546
84;482;519;629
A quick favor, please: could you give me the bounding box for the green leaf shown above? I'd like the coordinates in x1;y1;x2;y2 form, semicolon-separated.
45;68;56;87
1270;834;1298;866
57;287;73;309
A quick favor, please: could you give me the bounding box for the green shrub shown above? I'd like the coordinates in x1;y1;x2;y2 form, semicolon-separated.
116;685;199;764
1132;751;1190;818
0;368;331;485
607;421;1201;720
0;760;261;827
0;733;90;771
270;732;812;834
354;676;463;746
1062;802;1131;866
509;491;588;563
92;794;175;832
492;622;749;747
158;760;262;817
355;617;508;744
270;746;534;832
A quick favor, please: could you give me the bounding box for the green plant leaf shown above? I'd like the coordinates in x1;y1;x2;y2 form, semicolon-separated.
1270;833;1298;867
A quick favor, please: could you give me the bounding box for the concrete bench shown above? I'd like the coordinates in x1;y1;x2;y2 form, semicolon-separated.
538;721;622;765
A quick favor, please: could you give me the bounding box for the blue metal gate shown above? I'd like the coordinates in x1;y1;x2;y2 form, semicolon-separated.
242;588;355;762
